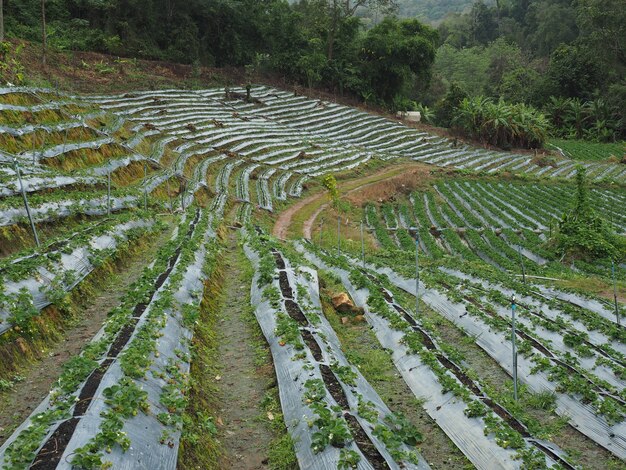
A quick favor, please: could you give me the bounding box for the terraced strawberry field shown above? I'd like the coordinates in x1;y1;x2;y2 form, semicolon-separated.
0;85;624;469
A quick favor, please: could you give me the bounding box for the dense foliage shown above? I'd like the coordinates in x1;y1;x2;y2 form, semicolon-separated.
1;0;624;137
452;96;548;149
428;0;625;142
2;0;437;109
551;168;626;261
394;0;479;22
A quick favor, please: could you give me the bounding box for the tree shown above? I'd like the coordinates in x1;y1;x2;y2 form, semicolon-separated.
452;96;548;149
434;82;467;127
324;0;397;60
565;98;586;139
544;44;602;100
545;96;569;132
359;17;437;105
526;1;577;57
322;174;340;209
469;1;497;46
552;167;625;260
437;12;473;48
296;38;327;90
577;0;626;72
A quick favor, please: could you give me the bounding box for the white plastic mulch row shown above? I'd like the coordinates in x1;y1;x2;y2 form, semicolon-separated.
0;219;154;335
297;245;529;470
0;209;220;470
245;242;429;470
0;192;138;227
350;259;626;461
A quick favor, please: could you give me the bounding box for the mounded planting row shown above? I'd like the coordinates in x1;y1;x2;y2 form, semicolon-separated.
0;213;159;336
0;206;221;469
299;243;576;470
328;245;626;462
245;228;429;470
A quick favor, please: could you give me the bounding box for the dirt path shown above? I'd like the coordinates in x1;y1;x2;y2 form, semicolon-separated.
215;233;274;469
303;204;328;239
0;225;174;444
272;190;325;240
299;163;432;239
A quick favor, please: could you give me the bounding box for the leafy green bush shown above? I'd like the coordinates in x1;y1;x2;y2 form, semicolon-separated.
551;167;626;261
452;96;548;149
0;42;25;85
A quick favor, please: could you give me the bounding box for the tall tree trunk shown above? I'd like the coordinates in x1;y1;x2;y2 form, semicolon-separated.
41;0;47;67
0;0;4;42
327;1;338;60
327;28;335;61
166;0;175;24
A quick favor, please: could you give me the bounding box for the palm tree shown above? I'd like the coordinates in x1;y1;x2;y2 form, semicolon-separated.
566;98;586;139
415;103;435;123
483;99;512;147
585;99;617;141
545;96;569;134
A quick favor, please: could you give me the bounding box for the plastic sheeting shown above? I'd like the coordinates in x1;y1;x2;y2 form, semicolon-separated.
534;285;623;326
20;137;115;162
0;174;100;197
0;211;214;470
0;194;138;227
0;219;154;335
245;244;429;470
55;215;216;469
345;257;626;460
296;245;526;470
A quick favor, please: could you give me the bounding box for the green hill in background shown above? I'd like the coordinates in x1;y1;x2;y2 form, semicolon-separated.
395;0;493;22
286;0;492;23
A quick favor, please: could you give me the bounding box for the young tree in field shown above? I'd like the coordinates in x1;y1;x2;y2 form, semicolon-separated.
322;174;340;209
552;167;625;260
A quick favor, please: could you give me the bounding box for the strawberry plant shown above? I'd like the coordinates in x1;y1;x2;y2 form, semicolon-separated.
338;449;361;469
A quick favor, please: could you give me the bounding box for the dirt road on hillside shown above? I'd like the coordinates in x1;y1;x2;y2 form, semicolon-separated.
272;163;432;240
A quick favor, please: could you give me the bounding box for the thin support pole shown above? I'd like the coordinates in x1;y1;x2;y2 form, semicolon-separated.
39;133;46;162
181;182;186;211
337;216;341;256
107;170;111;215
511;295;518;401
415;236;420;317
612;260;621;326
143;162;148;211
14;158;40;247
360;221;365;269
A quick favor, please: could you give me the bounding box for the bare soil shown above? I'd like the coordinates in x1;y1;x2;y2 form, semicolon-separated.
272;162;433;241
215;233;274;469
272;190;325;240
0;225;174;445
343;165;433;207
